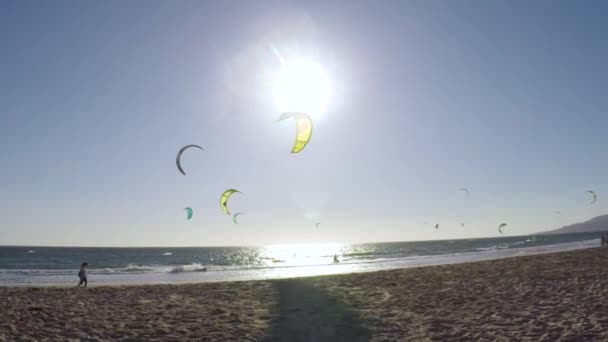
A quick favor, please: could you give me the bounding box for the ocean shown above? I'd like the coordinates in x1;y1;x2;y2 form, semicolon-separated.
0;232;600;286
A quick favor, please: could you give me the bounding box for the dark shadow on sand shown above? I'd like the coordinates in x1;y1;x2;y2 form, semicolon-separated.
262;279;371;342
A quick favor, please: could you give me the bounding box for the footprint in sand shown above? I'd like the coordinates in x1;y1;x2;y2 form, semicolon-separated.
375;288;392;303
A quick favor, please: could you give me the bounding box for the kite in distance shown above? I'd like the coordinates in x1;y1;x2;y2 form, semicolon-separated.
458;188;470;197
220;189;242;215
316;222;321;228
435;224;439;230
498;223;508;234
277;112;313;153
586;190;597;205
461;223;465;228
233;212;244;224
184;207;193;220
176;145;203;176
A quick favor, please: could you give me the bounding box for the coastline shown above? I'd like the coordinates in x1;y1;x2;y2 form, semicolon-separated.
2;247;608;340
0;237;599;287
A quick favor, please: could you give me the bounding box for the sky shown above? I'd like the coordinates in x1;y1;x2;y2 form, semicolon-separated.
1;0;608;247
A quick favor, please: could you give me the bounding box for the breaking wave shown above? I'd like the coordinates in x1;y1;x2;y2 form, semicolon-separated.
169;263;208;273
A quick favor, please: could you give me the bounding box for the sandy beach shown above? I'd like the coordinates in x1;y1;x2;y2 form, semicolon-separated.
2;247;608;341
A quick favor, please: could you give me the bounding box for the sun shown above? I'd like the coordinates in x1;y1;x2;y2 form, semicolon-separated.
272;59;331;117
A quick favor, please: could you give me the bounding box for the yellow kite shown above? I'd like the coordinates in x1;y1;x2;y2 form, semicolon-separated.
277;112;313;153
220;189;241;215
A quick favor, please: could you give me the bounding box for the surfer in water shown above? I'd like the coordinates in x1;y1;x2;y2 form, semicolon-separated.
333;254;340;264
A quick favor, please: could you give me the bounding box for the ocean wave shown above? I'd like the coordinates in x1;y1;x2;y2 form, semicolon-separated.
0;265;162;276
95;263;210;275
162;252;173;256
169;263;208;273
119;264;156;273
474;244;509;252
509;240;528;247
0;269;71;276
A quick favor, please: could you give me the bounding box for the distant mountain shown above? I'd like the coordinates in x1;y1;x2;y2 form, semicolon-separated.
540;214;608;235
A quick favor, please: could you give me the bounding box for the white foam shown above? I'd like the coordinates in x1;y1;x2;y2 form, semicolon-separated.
169;263;208;274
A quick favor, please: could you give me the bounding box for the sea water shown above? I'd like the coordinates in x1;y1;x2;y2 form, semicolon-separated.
0;232;600;286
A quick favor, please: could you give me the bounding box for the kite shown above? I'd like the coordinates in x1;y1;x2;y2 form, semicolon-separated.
176;144;203;175
184;207;193;220
233;212;244;224
316;222;321;228
220;189;241;215
277;112;313;153
458;188;470;197
435;224;439;230
461;223;465;228
498;223;508;234
586;190;597;205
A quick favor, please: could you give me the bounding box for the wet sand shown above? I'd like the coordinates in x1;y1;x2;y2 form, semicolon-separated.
2;247;608;341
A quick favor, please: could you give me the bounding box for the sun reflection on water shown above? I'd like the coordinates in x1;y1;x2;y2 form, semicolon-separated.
261;243;343;267
257;243;361;279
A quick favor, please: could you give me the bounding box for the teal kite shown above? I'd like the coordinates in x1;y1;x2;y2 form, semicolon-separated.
233;212;244;224
184;207;193;220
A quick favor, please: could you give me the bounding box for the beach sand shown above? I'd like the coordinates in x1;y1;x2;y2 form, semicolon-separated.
2;247;608;341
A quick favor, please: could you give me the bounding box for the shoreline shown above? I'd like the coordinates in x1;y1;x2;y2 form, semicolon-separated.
2;247;607;340
0;237;599;287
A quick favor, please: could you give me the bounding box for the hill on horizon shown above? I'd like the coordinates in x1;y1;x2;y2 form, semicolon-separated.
540;214;608;235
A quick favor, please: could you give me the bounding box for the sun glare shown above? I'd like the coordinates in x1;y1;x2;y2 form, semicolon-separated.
272;59;331;117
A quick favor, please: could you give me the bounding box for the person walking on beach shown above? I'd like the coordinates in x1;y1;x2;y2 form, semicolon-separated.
77;262;88;287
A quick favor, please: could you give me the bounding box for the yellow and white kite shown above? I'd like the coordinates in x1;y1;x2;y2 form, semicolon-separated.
277;112;313;153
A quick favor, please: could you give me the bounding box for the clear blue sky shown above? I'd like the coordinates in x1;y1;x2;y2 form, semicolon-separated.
1;0;608;246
